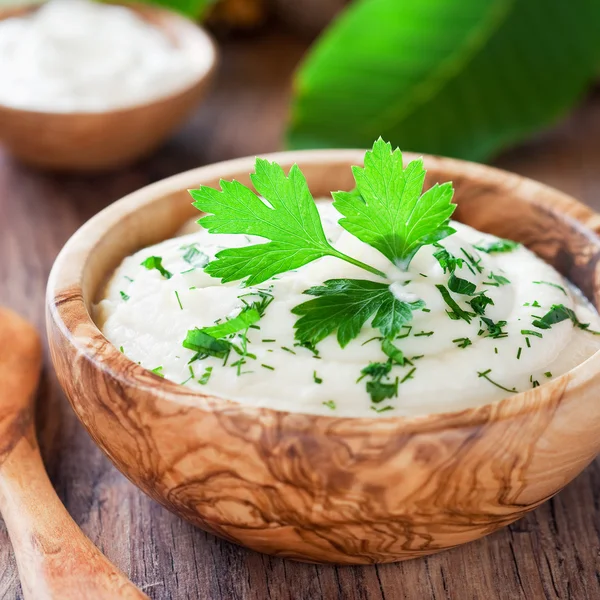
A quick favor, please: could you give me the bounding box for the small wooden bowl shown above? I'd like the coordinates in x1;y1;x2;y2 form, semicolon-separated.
46;150;600;564
0;4;217;171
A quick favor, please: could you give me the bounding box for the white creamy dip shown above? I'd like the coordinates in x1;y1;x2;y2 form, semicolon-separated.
96;203;600;418
0;0;212;112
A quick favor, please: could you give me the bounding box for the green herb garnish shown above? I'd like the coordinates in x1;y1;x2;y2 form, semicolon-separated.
477;369;518;393
150;366;165;378
181;243;209;267
141;256;172;279
533;281;567;296
474;239;519;254
448;273;476;295
322;400;336;410
174;290;183;310
433;245;463;274
292;279;424;348
189;155;385;286
452;337;472;349
332;139;456;271
183;330;231;360
119;291;130;301
467;293;494;316
436;284;475;323
479;317;508;339
313;371;323;384
198;366;213;385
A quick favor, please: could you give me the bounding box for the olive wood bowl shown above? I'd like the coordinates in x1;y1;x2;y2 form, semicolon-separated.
46;150;600;564
0;4;217;171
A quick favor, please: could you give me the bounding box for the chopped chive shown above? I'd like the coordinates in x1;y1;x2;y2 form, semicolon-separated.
397;325;413;339
322;400;336;410
525;337;531;348
198;366;213;384
124;275;134;282
494;347;498;354
411;355;424;360
453;337;472;349
516;347;522;360
545;371;552;378
521;329;543;338
533;281;567;295
419;273;428;278
119;291;130;301
174;290;183;310
422;308;431;313
180;365;195;385
262;339;276;343
400;367;416;383
281;346;296;354
261;364;275;371
313;371;323;384
371;405;393;413
414;331;434;337
477;369;518;393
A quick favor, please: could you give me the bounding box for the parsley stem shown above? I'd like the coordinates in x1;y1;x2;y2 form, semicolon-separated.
330;250;387;279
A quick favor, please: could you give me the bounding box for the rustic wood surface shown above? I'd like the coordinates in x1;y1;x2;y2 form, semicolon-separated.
0;309;147;600
1;30;600;599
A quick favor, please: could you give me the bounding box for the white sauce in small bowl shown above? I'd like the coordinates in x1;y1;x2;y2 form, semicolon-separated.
96;203;600;418
0;0;213;112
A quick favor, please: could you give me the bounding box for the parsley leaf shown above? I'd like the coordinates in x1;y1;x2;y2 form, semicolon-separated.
467;293;494;315
292;279;424;347
532;303;597;333
183;330;231;359
436;284;475;323
433;245;463;274
474;239;520;253
201;308;261;338
189;158;385;286
448;273;476;295
332;138;456;270
141;256;172;279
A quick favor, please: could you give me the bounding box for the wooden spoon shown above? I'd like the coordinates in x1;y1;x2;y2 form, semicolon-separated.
0;308;148;600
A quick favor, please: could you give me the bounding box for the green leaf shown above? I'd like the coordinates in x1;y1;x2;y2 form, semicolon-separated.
474;239;520;254
292;278;424;347
201;308;261;338
141;256;172;279
183;329;231;359
287;0;600;162
189;158;385;286
332;139;456;270
448;273;476;295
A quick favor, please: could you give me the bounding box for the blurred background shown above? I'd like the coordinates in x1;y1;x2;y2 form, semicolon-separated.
1;1;600;598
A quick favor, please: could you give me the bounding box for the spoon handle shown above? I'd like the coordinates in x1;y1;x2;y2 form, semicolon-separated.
0;427;148;600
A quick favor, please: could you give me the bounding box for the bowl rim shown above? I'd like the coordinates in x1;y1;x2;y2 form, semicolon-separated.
46;148;600;431
0;2;219;117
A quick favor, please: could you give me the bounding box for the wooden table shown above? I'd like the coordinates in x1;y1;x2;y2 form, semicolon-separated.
1;31;600;600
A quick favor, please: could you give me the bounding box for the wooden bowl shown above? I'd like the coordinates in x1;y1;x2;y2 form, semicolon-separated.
0;4;217;171
46;150;600;564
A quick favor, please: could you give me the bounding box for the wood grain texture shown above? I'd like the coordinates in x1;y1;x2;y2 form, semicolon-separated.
0;4;217;172
1;30;600;598
0;308;148;599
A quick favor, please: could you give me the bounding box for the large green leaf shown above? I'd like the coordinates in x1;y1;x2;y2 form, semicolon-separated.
287;0;600;161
